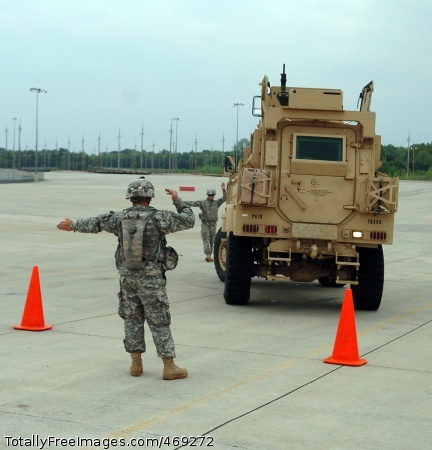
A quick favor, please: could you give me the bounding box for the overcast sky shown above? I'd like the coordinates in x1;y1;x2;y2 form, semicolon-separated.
2;0;431;155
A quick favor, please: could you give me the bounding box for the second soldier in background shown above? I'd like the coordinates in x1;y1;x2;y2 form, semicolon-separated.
182;182;226;262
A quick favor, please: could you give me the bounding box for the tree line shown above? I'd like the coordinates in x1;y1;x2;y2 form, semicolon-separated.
0;138;248;175
381;143;432;180
1;140;431;180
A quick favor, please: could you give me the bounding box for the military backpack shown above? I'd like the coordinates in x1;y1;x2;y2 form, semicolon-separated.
120;207;178;271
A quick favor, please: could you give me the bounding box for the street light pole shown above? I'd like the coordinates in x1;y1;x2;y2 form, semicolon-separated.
12;118;17;170
173;117;180;171
169;119;173;171
233;103;244;164
140;124;145;169
406;132;411;180
17;120;22;168
30;88;47;178
117;128;121;170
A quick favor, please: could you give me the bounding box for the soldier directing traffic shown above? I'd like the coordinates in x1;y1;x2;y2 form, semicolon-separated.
182;182;226;262
56;178;195;380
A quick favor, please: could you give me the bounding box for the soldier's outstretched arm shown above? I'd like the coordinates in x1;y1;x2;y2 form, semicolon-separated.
167;187;203;208
57;212;117;234
57;218;74;231
165;188;179;201
179;199;202;207
158;197;195;234
217;185;227;206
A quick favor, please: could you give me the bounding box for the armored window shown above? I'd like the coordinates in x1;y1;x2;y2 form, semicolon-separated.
295;136;344;162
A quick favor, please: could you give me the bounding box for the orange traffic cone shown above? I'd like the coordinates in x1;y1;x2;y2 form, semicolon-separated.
13;266;52;331
324;288;367;366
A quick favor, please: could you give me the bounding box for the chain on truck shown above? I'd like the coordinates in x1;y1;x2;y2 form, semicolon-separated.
214;65;398;311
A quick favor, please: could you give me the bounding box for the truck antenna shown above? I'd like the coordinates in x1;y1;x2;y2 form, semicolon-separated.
277;64;288;106
280;64;287;93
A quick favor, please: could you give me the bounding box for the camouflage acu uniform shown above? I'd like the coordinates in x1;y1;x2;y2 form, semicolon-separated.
71;199;194;357
183;190;226;255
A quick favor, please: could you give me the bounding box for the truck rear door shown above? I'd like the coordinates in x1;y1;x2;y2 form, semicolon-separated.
278;127;357;225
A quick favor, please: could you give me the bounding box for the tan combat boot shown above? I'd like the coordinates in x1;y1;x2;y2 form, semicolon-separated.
129;352;143;377
205;253;213;262
162;357;188;380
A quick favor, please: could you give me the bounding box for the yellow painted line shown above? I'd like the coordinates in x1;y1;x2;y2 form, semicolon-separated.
358;301;432;337
97;300;432;444
109;358;307;440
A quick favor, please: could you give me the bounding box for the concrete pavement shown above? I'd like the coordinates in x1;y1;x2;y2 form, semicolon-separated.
1;172;431;449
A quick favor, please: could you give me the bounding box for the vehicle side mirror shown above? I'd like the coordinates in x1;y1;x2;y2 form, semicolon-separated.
252;96;262;117
224;155;236;175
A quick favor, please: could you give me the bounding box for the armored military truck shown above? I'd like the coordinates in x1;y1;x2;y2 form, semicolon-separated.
214;66;398;310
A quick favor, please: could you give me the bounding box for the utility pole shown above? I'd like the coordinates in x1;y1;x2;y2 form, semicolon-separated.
169;119;173;171
140;124;145;169
68;137;71;170
233;103;244;164
221;132;225;170
98;132;101;169
81;135;85;171
12;118;17;169
55;139;59;169
406;132;411;180
173;117;180;171
412;140;415;175
194;135;198;171
117;128;121;169
18;121;22;169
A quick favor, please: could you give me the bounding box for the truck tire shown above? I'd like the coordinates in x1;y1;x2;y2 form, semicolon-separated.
214;228;227;282
351;245;384;311
224;232;252;305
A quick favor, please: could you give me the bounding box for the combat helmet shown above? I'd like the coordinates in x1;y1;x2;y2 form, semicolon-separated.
125;177;155;199
206;188;216;196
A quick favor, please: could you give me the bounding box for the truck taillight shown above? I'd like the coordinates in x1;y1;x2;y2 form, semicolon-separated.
370;231;387;241
243;224;259;233
265;225;278;234
242;224;278;234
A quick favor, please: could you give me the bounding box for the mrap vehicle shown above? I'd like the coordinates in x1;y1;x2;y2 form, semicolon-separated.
214;66;398;310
